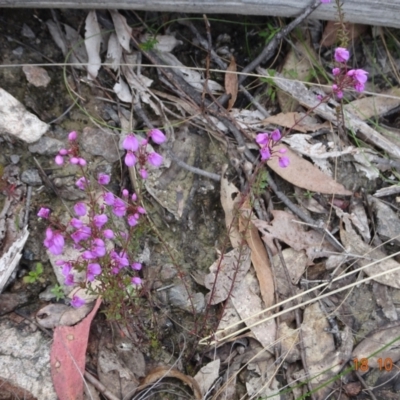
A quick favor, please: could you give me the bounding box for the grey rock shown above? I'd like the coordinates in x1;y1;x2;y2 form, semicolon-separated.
168;284;205;313
28;136;64;155
12;46;24;57
10;155;20;164
21;169;42;186
160;263;177;280
0;319;57;399
22;24;35;39
80;127;120;162
369;196;400;245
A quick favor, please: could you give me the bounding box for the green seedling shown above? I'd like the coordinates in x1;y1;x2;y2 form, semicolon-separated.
23;262;44;284
50;284;65;301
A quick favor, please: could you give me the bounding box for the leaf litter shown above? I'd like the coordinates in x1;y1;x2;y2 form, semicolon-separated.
4;7;400;400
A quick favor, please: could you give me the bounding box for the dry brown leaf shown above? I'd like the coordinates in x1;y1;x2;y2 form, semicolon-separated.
293;303;353;400
109;10;132;52
352;322;400;373
194;359;220;396
84;11;102;79
231;271;276;349
22;66;51;87
345;88;400;121
220;167;241;247
262;112;329;133
254;210;336;260
204;247;252;305
321;21;368;47
225;55;238;111
277;41;316;113
340;221;400;289
267;144;352;195
239;200;274;308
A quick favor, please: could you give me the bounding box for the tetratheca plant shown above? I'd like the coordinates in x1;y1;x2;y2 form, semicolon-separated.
38;128;166;315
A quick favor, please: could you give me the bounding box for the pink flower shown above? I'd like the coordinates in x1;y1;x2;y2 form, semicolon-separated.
71;295;85;308
278;156;290;168
68;131;77;141
74;202;87;216
148;128;166;144
103;229;114;239
131;262;142;271
122;189;129;197
256;133;269;146
82;250;96;260
87;263;101;281
354;82;365;92
112;198;127;217
60;261;72;276
127;214;138;226
94;214;108;228
270;129;281;141
334;47;349;63
332;67;341;76
104;192;115;206
76;177;89;190
55;155;64;165
131;276;142;285
123;134;139;152
44;228;65;255
91;238;106;257
137;206;146;214
332;84;343;99
131;193;137;201
147;152;163;167
78;158;86;166
64;274;75;286
70;218;84;229
37;207;50;219
346;69;368;84
70;157;79;165
98;173;110;185
125;151;137;167
140;169;148;179
71;226;91;243
59;148;68;155
260;147;271;161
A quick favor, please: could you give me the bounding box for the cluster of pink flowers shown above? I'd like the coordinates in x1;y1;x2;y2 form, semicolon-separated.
39;129;167;308
123;128;166;179
331;47;368;99
55;131;86;166
255;129;289;168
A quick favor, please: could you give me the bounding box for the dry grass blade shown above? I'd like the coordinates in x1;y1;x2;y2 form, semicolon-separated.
201;249;400;345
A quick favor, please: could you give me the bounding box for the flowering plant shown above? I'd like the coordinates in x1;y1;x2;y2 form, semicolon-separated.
39;129;166;312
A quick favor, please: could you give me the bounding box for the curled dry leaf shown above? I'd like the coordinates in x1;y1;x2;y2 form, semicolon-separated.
344;88;400;121
262;112;329;133
282;134;355;177
204;247;251;305
85;11;102;79
225;55;238;111
36;302;95;329
106;33;122;71
293;303;353;400
352;322;400;373
114;77;133;103
239;199;274;308
254;210;337;260
109;10;132;52
194;359;220;397
340;221;400;289
125;366;202;399
267;144;352;195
